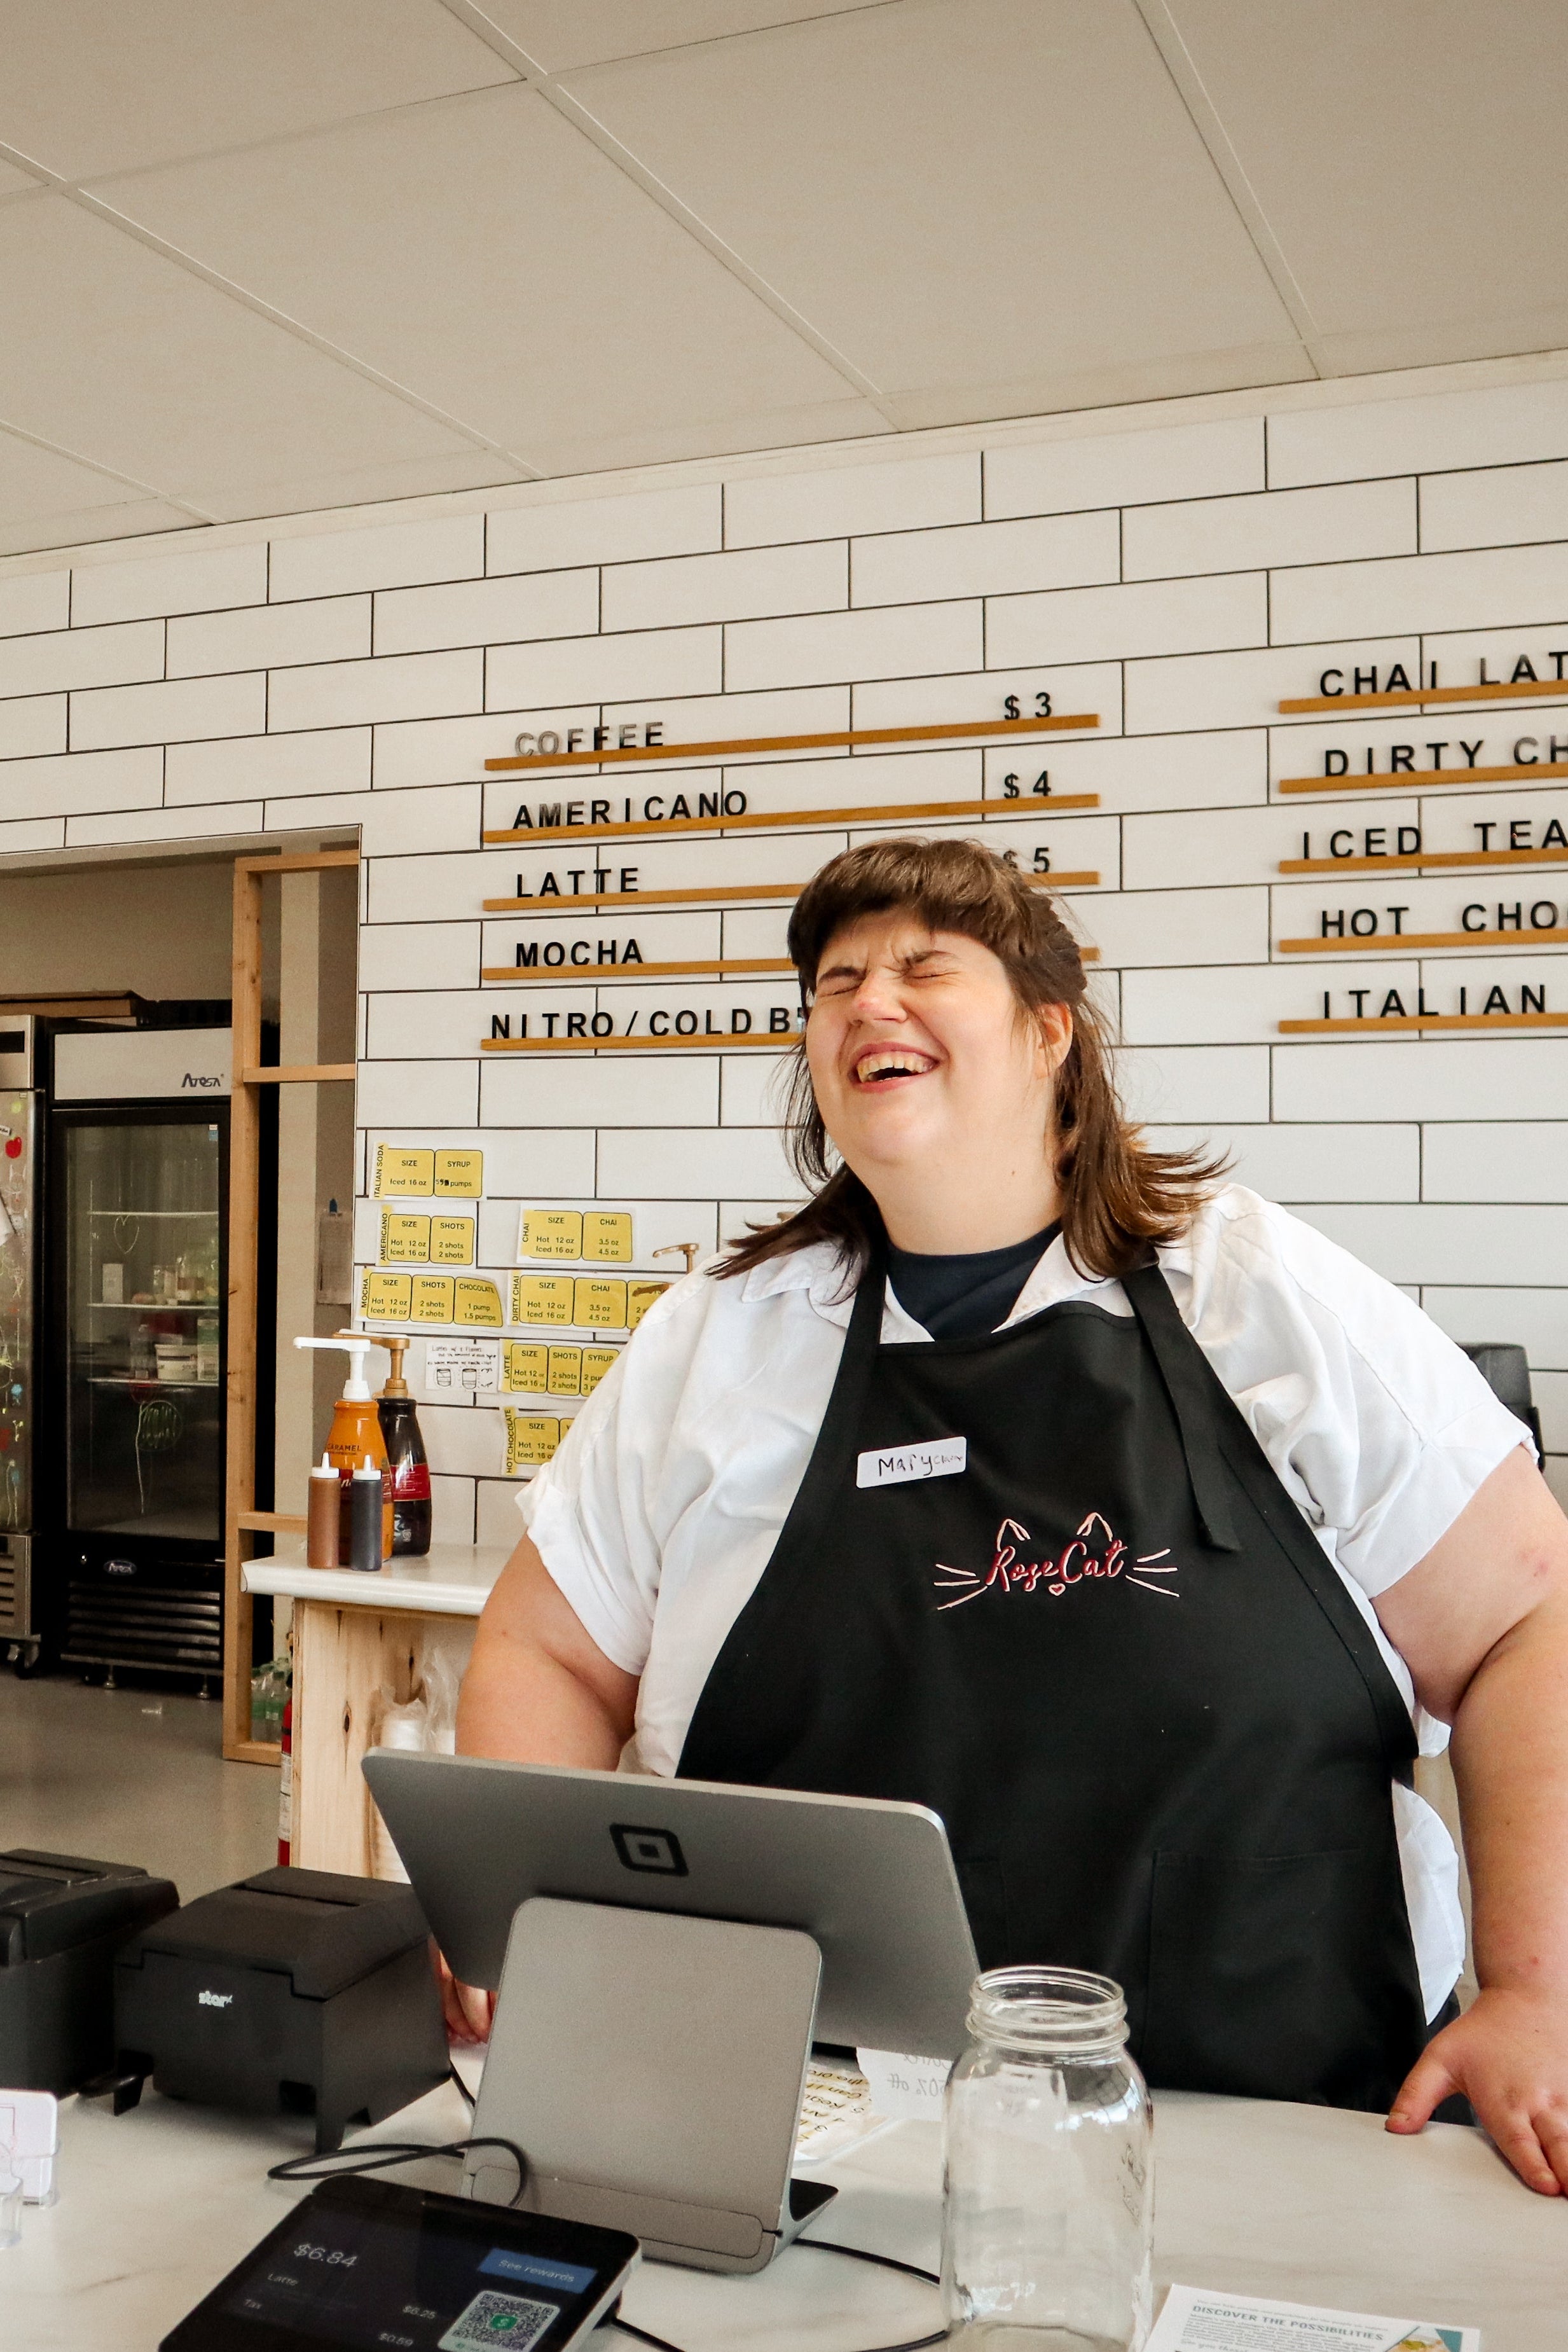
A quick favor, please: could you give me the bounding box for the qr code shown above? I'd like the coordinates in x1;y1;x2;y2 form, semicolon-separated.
438;2288;559;2349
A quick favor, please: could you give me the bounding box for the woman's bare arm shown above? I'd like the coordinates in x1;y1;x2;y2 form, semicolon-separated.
1374;1446;1568;2192
457;1532;639;1768
436;1535;640;2038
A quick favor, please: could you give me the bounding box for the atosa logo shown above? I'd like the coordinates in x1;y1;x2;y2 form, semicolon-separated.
934;1512;1180;1612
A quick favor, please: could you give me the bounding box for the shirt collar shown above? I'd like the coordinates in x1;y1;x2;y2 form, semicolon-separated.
741;1223;1192;1333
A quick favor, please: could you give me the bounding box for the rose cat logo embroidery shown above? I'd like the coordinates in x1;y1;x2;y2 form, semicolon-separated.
934;1511;1180;1610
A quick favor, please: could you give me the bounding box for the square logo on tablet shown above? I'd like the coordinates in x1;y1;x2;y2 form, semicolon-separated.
610;1823;688;1876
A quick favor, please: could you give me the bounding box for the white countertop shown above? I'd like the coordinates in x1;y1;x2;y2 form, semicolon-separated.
6;2074;1562;2349
243;1539;510;1615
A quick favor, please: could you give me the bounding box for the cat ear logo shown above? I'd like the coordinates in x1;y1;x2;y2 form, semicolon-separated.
935;1511;1180;1610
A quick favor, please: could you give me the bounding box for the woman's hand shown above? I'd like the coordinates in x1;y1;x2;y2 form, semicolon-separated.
432;1943;495;2045
1389;1987;1568;2194
1375;1451;1568;2194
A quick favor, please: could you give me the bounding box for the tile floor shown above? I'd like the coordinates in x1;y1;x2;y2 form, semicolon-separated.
0;1673;278;1899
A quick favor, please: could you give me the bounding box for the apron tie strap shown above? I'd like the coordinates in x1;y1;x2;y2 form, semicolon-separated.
1122;1259;1241;1554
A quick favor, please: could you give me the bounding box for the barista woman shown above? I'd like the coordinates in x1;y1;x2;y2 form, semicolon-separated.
456;836;1568;2195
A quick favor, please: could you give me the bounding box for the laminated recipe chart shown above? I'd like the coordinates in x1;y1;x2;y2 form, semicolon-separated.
1148;2288;1478;2351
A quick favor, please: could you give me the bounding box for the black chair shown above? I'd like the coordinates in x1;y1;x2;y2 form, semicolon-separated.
1459;1342;1544;1458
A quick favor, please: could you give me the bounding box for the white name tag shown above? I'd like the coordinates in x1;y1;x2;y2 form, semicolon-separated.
856;1436;967;1489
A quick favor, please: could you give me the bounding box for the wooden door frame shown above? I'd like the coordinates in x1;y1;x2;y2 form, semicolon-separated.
223;847;359;1763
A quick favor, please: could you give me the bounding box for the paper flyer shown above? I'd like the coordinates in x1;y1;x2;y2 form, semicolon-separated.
1148;2286;1480;2352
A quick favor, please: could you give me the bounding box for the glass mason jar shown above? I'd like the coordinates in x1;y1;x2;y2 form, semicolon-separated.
941;1967;1153;2351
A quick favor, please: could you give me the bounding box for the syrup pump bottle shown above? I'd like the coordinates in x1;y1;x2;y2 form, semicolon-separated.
373;1334;432;1557
294;1335;392;1563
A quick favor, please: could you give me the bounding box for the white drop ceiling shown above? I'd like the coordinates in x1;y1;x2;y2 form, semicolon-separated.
0;0;1560;555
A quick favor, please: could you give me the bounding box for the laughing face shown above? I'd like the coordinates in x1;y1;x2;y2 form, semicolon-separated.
804;911;1071;1248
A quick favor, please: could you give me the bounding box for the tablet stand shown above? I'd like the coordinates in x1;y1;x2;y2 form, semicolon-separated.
463;1897;836;2274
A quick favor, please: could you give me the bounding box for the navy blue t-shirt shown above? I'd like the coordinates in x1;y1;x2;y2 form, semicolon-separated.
885;1222;1062;1341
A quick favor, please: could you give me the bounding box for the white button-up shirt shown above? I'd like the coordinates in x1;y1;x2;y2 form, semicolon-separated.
523;1184;1528;2017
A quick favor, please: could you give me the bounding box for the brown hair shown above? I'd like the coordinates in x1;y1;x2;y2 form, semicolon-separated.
719;835;1224;1284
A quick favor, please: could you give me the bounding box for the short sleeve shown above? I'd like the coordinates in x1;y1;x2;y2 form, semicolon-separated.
1179;1193;1534;1601
516;1282;696;1676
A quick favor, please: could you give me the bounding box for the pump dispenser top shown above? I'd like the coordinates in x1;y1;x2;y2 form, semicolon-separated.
294;1333;391;1562
294;1334;376;1399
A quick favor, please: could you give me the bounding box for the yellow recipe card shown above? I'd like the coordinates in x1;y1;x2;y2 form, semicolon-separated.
434;1149;483;1197
572;1278;627;1329
362;1269;413;1320
512;1273;575;1326
374;1145;436;1197
582;1211;634;1263
380;1211;430;1263
409;1273;457;1323
503;1410;560;1472
453;1276;504;1327
430;1216;476;1266
628;1280;669;1329
503;1342;549;1393
546;1346;583;1395
519;1208;584;1259
581;1346;619;1395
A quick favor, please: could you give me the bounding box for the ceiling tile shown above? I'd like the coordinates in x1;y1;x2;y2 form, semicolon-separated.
0;0;514;180
0;422;151;525
0;161;40;198
0;195;476;506
558;0;1304;405
1166;0;1568;356
90;86;882;468
468;0;888;74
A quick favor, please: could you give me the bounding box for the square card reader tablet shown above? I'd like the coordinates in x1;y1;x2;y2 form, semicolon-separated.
160;2174;638;2352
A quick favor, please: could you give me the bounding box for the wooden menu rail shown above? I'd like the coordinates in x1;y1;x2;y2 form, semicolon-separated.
483;789;1098;847
224;846;361;1768
483;956;794;983
485;712;1099;772
1279;926;1568;957
241;1063;356;1085
1279;761;1568;797
483;871;1099;915
485;1030;803;1055
1280;680;1568;714
1280;847;1568;875
1281;1011;1568;1033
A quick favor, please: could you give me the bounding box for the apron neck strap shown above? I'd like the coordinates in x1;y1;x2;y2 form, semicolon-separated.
1122;1259;1241;1554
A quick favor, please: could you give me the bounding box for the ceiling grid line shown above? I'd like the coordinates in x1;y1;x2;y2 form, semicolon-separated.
434;0;901;422
0;134;544;495
1127;0;1326;376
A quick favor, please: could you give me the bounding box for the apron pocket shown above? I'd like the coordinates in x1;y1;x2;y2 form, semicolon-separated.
1143;1846;1416;2109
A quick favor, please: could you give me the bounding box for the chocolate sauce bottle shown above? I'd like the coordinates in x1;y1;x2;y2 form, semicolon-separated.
376;1334;432;1556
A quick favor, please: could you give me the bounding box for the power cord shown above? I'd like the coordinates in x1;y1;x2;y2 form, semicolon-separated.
602;2232;944;2352
266;2133;527;2206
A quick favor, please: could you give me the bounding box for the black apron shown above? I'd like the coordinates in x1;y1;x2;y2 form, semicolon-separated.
677;1254;1427;2111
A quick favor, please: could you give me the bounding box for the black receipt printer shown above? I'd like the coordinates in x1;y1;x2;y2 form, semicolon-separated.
0;1849;180;2094
113;1865;450;2151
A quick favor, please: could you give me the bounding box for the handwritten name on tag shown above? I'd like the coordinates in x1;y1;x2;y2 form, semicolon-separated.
856;1437;967;1489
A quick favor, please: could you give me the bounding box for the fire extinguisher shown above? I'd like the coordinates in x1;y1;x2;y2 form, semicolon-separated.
277;1687;293;1867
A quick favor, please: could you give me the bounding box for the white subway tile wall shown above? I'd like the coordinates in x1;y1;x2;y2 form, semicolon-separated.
2;362;1567;1494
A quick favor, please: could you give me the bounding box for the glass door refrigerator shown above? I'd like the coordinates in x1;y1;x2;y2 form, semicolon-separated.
46;1027;231;1692
0;1020;40;1673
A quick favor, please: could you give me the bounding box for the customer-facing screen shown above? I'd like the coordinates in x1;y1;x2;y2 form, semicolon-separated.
169;2180;636;2352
